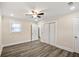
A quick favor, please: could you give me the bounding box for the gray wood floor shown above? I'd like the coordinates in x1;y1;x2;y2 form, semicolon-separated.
1;40;79;57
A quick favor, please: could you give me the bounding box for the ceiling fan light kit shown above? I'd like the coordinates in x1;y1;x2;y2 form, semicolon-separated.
25;9;44;20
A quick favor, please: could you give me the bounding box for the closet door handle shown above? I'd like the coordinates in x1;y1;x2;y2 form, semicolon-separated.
74;36;78;38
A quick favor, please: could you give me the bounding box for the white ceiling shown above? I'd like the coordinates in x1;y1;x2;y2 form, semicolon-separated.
1;2;79;21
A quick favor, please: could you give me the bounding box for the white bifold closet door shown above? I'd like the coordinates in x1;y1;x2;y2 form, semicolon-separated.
41;23;56;45
49;23;55;45
42;23;49;44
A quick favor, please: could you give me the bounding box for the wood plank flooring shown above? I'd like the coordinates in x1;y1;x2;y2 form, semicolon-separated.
1;40;79;57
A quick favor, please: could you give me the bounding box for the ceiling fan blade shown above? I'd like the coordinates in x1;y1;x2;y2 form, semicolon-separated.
37;16;41;18
25;14;32;15
25;13;33;15
38;13;44;15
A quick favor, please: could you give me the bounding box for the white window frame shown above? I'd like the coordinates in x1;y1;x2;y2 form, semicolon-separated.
11;23;21;32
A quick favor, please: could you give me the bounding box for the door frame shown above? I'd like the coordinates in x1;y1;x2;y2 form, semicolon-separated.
31;24;32;41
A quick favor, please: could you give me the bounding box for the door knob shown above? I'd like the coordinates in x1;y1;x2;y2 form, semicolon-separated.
74;36;78;38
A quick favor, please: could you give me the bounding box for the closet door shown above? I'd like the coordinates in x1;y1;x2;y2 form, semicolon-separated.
49;23;55;45
0;15;2;55
73;18;79;53
42;23;50;44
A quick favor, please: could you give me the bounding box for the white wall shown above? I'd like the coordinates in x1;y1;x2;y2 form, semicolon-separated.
55;12;79;52
2;16;32;47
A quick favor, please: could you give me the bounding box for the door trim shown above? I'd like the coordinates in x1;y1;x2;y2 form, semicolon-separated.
31;24;32;41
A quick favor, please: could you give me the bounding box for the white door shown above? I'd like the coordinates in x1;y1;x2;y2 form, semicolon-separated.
32;23;38;41
49;23;55;45
73;18;79;53
41;23;56;45
42;23;50;44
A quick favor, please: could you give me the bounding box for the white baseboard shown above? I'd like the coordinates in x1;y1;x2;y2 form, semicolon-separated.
2;40;31;47
32;39;38;41
54;44;74;52
40;41;74;52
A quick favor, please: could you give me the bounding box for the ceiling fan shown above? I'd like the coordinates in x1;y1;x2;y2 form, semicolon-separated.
25;9;44;18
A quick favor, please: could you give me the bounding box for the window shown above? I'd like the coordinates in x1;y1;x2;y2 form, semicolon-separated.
11;23;21;32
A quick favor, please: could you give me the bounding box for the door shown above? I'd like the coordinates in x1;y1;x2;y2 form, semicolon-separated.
41;22;56;45
0;15;2;55
73;18;79;53
42;23;50;44
49;23;55;45
32;23;38;41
